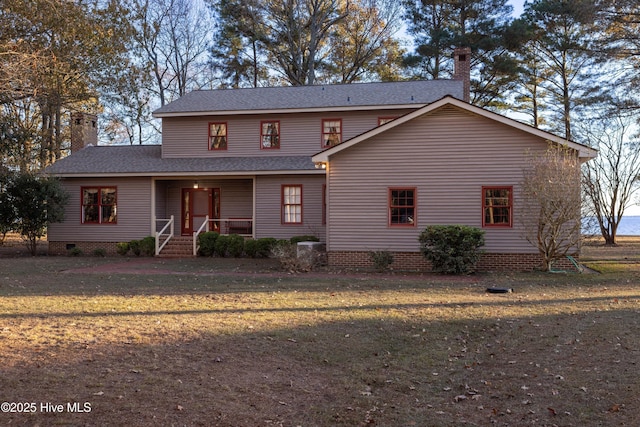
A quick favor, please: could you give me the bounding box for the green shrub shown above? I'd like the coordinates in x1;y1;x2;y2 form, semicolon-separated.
290;235;319;244
198;231;219;256
214;234;230;257
129;240;141;256
227;234;245;258
256;237;277;258
68;247;83;257
369;250;394;272
418;225;485;274
93;248;107;257
116;242;130;256
140;236;156;256
244;237;278;258
243;239;259;258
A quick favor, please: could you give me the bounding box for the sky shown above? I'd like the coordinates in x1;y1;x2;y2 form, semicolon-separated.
508;0;526;17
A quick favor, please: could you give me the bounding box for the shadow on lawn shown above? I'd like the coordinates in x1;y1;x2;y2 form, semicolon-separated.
1;307;639;427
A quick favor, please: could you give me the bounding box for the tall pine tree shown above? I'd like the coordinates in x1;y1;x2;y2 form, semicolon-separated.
402;0;521;107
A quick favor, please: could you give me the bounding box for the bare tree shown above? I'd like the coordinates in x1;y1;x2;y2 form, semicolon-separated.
1;0;131;169
131;0;212;106
324;0;404;83
520;147;583;271
263;0;350;85
581;112;640;245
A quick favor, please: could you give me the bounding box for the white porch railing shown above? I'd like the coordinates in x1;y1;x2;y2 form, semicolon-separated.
155;215;174;256
193;215;210;256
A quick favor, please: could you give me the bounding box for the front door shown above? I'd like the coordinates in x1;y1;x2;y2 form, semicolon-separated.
181;188;220;235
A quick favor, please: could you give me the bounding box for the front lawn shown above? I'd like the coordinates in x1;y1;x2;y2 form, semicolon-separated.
1;257;639;426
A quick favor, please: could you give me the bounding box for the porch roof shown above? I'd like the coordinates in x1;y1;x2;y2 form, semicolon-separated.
44;145;319;177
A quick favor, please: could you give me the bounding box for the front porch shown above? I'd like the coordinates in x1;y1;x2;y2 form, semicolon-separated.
152;177;255;256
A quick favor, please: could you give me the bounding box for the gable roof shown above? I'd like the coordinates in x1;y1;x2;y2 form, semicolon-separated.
312;96;598;162
153;80;464;117
44;145;319;177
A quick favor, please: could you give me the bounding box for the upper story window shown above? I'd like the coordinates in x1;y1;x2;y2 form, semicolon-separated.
209;122;227;150
322;119;342;148
483;186;512;227
82;187;117;224
261;121;280;149
282;185;303;224
389;188;416;227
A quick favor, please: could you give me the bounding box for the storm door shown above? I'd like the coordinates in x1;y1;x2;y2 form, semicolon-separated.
181;188;220;235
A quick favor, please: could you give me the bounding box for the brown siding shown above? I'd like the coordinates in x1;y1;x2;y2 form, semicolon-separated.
48;177;152;242
161;110;414;158
255;175;326;241
327;105;554;254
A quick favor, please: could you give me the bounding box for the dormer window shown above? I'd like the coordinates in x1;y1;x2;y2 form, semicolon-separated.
209;122;227;150
322;119;342;147
261;121;280;149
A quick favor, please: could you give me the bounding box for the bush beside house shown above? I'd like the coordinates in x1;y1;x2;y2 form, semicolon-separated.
418;225;485;274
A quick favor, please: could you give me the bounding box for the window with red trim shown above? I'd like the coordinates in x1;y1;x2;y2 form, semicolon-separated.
82;187;117;224
482;186;512;227
209;122;227;150
260;121;280;149
389;188;415;226
282;185;302;224
322;119;342;147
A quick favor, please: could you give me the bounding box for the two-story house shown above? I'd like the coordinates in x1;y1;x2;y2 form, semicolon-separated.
45;49;597;270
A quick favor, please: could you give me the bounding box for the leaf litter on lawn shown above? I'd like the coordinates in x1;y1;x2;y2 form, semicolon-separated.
1;256;639;426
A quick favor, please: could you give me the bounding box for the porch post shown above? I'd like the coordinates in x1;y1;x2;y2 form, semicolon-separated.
151;177;157;235
252;176;256;238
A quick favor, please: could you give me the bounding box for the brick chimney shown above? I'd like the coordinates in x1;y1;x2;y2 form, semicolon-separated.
70;112;97;153
453;47;471;103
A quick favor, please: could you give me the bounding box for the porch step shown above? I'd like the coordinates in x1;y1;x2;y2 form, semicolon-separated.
157;236;195;257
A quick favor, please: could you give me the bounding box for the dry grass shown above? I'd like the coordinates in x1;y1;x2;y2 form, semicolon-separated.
1;243;640;426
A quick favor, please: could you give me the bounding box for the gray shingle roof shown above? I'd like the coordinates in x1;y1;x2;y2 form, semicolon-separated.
44;145;317;176
153;80;464;116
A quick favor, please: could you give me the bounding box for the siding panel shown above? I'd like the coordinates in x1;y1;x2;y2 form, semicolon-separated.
255;175;326;241
327;106;555;254
48;177;152;242
161;110;414;158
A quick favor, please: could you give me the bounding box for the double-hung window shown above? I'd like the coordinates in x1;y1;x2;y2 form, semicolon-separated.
389;188;416;226
82;187;117;224
482;186;512;227
209;122;227;150
322;119;342;147
282;185;302;224
261;121;280;149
